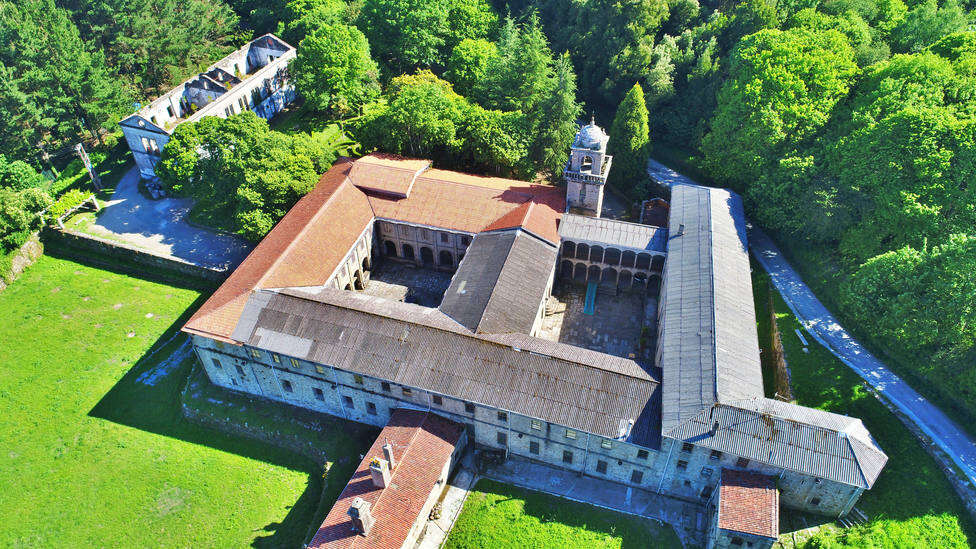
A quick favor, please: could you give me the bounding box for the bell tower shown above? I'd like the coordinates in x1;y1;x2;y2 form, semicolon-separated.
564;116;612;217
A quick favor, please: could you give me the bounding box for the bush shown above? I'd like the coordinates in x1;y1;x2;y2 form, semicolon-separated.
46;189;91;224
0;187;51;252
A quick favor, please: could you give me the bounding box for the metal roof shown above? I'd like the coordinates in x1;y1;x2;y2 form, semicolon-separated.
231;287;662;448
658;183;764;431
439;230;558;334
559;214;668;252
665;397;887;488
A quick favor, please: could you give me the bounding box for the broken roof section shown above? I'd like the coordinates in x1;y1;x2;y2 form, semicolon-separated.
439;229;557;334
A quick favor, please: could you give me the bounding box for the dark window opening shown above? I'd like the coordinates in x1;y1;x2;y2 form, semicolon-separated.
497;411;507;422
281;379;293;392
529;441;540;455
343;395;354;408
700;486;713;499
676;460;689;470
402;387;412;397
631;470;644;484
382;382;391;392
736;457;750;468
464;402;475;414
211;358;222;369
596;460;608;474
367;402;377;415
497;432;507;445
637;449;649;460
810;498;821;506
681;442;694;453
432;395;443;406
710;450;723;461
562;450;573;464
313;388;324;401
235;364;245;376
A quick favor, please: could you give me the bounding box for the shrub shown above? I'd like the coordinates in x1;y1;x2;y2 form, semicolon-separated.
46;189;91;224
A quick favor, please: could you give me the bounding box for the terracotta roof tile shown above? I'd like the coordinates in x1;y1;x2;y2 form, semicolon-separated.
717;469;779;539
348;154;430;198
309;410;464;549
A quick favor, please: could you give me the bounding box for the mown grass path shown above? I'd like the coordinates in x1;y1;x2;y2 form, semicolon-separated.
0;256;320;547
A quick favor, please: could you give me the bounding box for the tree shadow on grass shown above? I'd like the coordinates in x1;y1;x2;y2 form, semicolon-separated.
80;273;372;547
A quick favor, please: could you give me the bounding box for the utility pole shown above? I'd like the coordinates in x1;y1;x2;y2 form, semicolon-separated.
74;143;101;190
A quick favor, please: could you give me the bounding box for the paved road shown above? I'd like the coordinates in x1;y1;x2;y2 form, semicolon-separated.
749;226;976;486
88;167;251;270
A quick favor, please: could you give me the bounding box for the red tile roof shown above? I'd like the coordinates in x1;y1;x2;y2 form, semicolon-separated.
309;410;464;549
717;469;779;539
183;154;566;341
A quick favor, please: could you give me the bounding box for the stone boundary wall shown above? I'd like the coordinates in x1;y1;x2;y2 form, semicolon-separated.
0;232;43;292
768;290;794;402
43;228;226;285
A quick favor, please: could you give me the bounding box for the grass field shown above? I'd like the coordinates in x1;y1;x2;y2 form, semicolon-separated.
752;265;975;548
0;256;328;547
444;479;682;549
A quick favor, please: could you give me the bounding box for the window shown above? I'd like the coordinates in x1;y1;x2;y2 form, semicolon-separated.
166;105;175;117
440;233;449;244
529;441;540;455
565;429;577;440
422;229;431;240
315;365;326;375
530;419;543;431
637;449;649;460
730;537;745;547
681;442;694;453
382;382;391;392
235;364;245;376
211;358;222;369
709;450;723;461
432;395;443;406
271;353;280;364
290;358;300;368
281;380;293;393
353;374;364;385
562;450;573;464
497;411;507;422
676;460;689;471
596;460;608;474
700;467;713;478
814;478;823;485
497;432;507;445
367;402;377;415
461;236;470;246
402;387;412;397
736;457;750;468
700;486;713;499
465;402;475;414
600;439;612;450
810;497;821;506
343;395;354;408
313;388;324;401
631;470;644;484
249;349;262;359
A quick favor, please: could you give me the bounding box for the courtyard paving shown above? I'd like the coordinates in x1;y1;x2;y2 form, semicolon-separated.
78;166;252;270
361;260;453;307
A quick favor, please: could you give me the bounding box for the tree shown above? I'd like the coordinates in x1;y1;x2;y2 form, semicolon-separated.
276;0;346;45
293;24;380;116
445;39;498;97
531;52;582;177
0;186;50;251
891;0;968;53
608;83;650;195
0;154;44;191
702;27;857;189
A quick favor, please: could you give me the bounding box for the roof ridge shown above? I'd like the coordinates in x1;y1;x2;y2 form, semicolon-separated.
369;411;428;523
477;230;532;333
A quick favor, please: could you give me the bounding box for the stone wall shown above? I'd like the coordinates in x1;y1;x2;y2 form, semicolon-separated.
44;228;226;286
0;232;43;292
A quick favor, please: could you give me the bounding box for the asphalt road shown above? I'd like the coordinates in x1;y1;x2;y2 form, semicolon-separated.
749;225;976;486
89;167;251;270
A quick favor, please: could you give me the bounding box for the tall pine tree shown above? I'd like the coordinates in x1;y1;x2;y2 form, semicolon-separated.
608;83;650;195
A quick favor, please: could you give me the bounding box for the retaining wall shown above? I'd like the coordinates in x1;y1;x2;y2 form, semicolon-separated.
0;233;43;292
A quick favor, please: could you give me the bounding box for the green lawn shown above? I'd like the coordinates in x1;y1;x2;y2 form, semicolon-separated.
445;479;682;549
752;265;975;548
0;256;326;547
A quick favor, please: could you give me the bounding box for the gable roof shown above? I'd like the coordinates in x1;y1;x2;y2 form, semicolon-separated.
347;154;430;197
310;409;464;549
230;287;662;447
718;469;779;539
439;230;557;334
559;213;668;252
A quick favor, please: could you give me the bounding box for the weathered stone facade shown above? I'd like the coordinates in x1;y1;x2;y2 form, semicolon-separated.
564;119;612;217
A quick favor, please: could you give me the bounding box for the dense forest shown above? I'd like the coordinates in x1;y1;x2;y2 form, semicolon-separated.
0;2;975;543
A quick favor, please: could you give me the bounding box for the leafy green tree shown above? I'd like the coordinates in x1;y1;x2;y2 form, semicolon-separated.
787;8;890;66
276;0;346;45
608;83;650;194
891;0;968;53
702;27;857;188
0;186;50;251
531;52;582;177
0;154;44;191
445;39;498;97
293;24;380;116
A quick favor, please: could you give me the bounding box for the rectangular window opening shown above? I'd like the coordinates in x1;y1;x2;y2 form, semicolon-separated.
432;395;443;406
562;450;573;464
342;395;354;409
313;388;324;401
281;379;293;393
529;441;540;455
367;402;377;415
631;470;644;484
596;460;608;474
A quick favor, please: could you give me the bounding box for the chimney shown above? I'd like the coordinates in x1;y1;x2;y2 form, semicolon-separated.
383;442;396;469
369;457;391;488
348;497;375;536
677;224;685;236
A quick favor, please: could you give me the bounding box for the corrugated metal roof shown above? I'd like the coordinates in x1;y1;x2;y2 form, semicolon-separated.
664;397;886;488
658;184;763;431
559;214;668;252
440;230;557;334
232;288;662;448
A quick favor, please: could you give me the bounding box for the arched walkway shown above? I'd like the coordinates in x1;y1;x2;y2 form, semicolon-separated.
633;272;648;291
384;240;397;257
604;248;621;266
576;243;589;261
353;270;364;290
420;246;434;267
587;265;601;283
651;255;665;272
362;255;371;272
402;244;415;261
573;262;587;283
439;250;453;267
618;270;633;289
621;250;636;269
560;260;574;279
636;253;651;270
600;267;617;288
648;274;662;297
344;283;353;291
562;241;576;258
589;245;604;263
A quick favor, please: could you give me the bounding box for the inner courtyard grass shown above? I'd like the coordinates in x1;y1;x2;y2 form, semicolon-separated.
752;264;975;548
444;479;682;549
0;256;323;547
